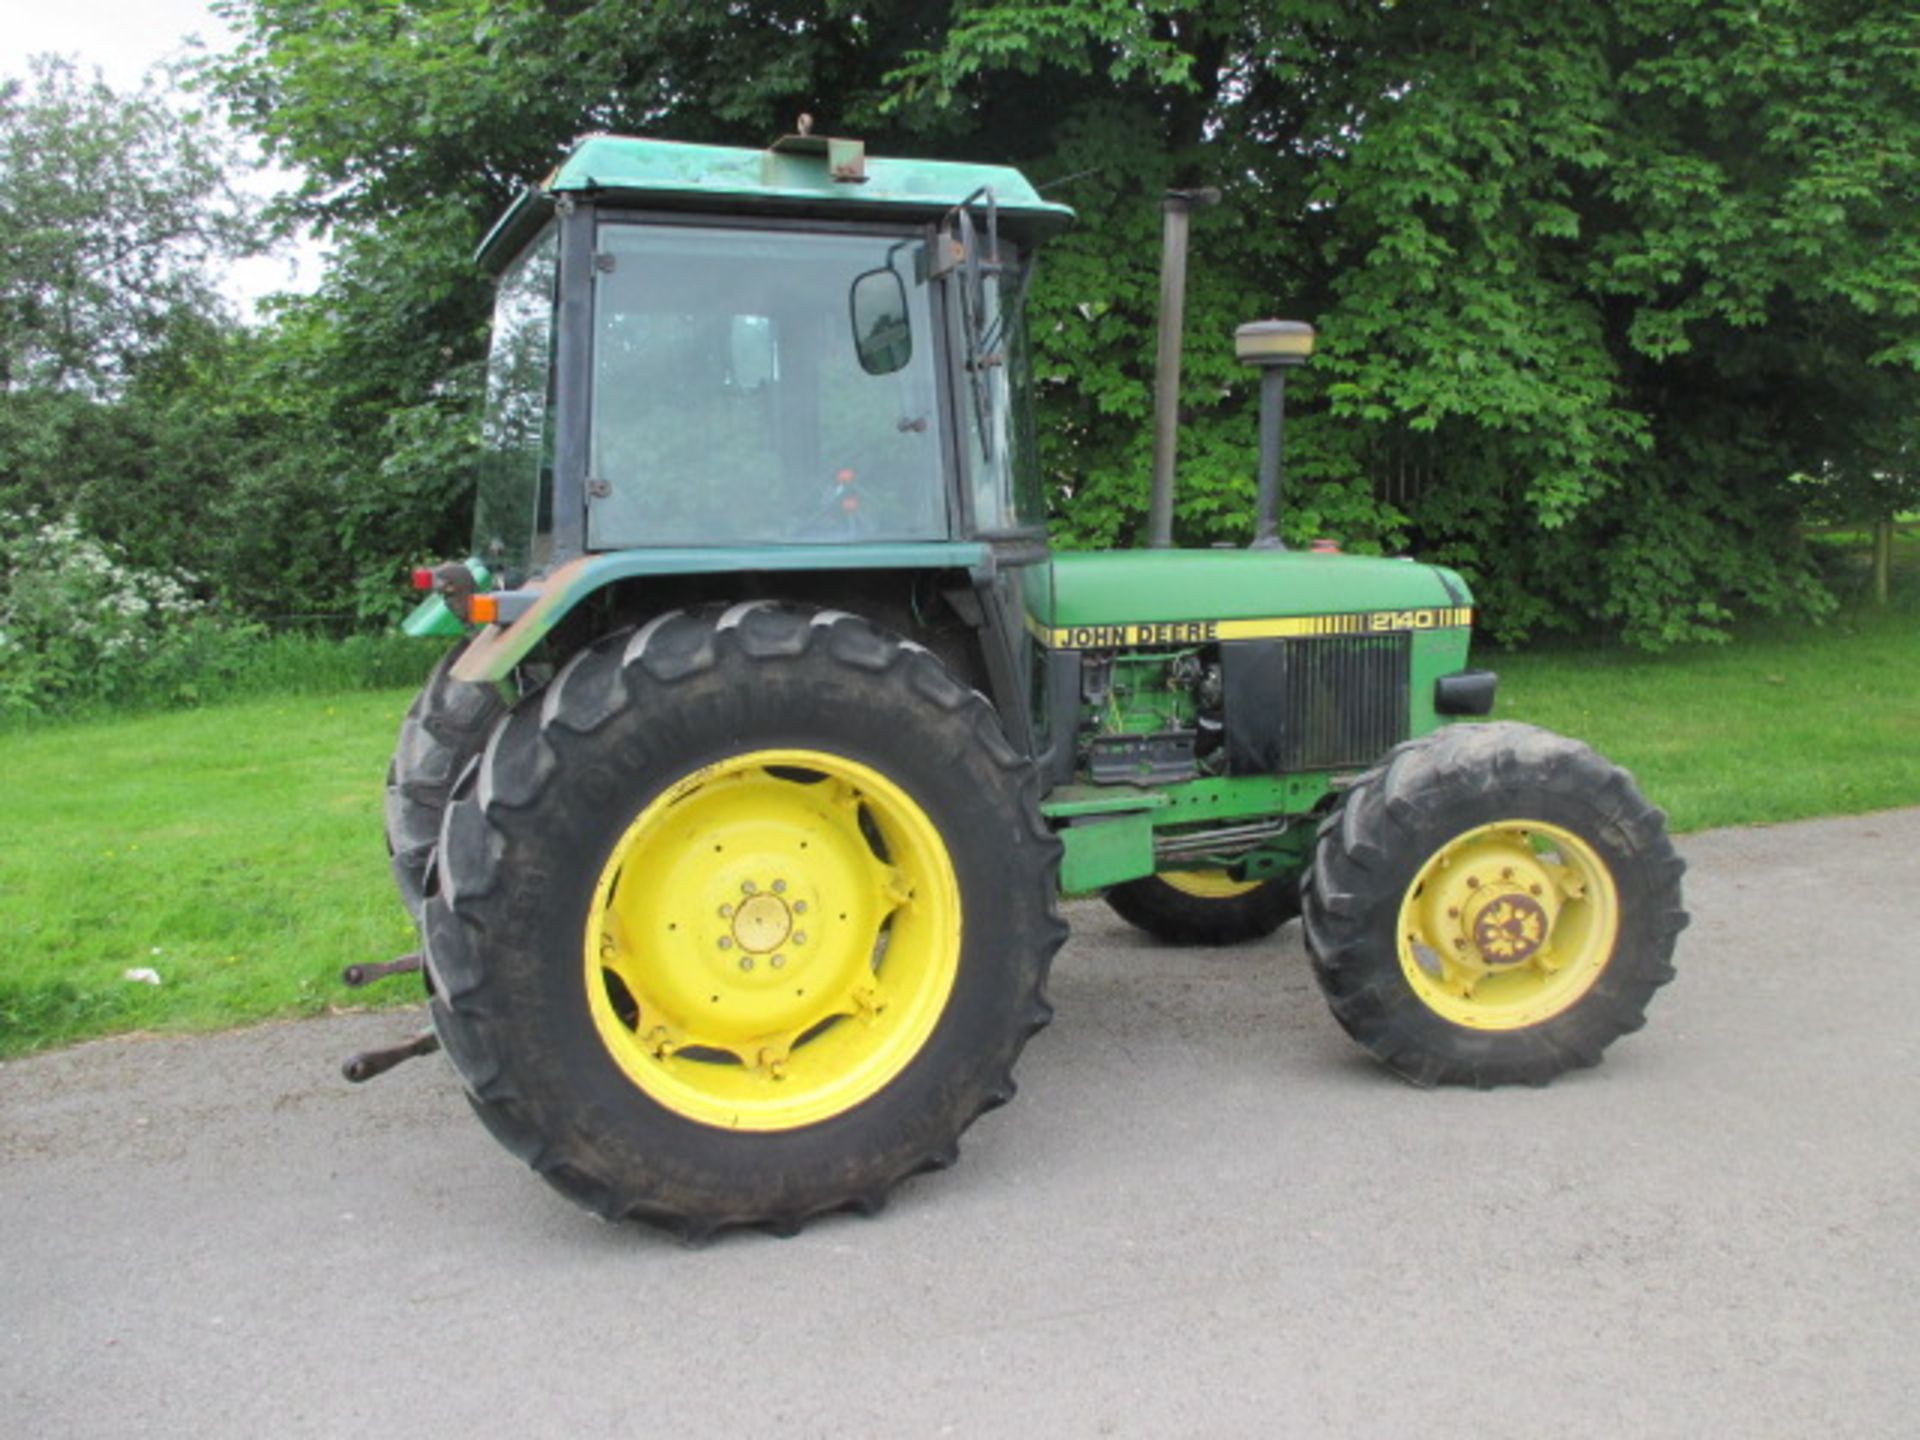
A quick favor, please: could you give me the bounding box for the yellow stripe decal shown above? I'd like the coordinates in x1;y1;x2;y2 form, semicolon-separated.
1035;607;1473;649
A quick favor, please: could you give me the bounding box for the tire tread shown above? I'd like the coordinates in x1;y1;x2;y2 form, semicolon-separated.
425;604;1065;1238
1302;721;1686;1087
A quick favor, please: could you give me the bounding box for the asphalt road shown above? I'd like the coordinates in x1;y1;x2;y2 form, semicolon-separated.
4;809;1917;1439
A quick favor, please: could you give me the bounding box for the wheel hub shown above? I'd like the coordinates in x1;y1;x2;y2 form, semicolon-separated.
1415;845;1563;979
730;891;794;954
1468;891;1548;965
1395;820;1621;1030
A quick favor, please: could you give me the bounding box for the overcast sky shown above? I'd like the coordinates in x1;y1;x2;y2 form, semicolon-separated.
3;0;230;89
4;0;324;311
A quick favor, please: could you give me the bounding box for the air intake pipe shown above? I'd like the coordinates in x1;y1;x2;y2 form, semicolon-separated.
1234;319;1315;548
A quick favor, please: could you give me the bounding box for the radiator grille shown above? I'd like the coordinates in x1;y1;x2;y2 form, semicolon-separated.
1223;634;1411;774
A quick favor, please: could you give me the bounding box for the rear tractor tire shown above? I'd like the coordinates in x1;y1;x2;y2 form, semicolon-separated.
422;603;1066;1237
1104;869;1300;946
384;636;508;924
1302;722;1686;1087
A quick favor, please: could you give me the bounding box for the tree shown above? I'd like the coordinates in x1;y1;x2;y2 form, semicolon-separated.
0;55;255;395
206;0;1920;645
0;56;276;610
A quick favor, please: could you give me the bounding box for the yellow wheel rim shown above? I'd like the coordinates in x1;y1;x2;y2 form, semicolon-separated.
584;748;960;1131
1159;869;1263;900
1395;820;1620;1030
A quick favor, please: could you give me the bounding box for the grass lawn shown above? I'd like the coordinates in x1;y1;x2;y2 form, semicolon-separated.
1;598;1914;1059
1495;606;1919;832
0;691;421;1058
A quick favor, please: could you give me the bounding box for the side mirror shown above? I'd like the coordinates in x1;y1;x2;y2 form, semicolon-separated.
850;268;912;376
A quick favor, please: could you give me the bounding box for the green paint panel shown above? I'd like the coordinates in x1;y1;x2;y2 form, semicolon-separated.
1236;830;1315;880
1045;772;1331;824
1049;771;1344;891
1042;784;1171;817
1053;773;1338;891
478;135;1074;270
1146;772;1336;823
1041;549;1468;627
560;134;1070;224
556;135;1067;214
549;541;985;587
401;593;466;640
1058;813;1156;893
551;135;1071;221
457;542;989;683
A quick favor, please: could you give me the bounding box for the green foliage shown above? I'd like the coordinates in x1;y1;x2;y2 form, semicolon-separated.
0;513;437;718
0;50;488;636
0;55;256;394
213;223;491;626
179;2;1914;647
0;513;262;716
904;0;1920;643
0;57;322;633
885;1;1200;107
1810;522;1920;609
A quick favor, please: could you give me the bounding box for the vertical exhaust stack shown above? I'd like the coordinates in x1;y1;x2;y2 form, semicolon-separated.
1147;187;1220;548
1234;319;1316;549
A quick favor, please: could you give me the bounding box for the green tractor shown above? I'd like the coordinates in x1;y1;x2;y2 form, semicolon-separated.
361;130;1686;1237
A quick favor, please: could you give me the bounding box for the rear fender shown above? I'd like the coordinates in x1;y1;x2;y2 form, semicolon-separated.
449;543;993;685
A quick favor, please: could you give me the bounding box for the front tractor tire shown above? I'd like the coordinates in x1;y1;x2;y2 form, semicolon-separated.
422;604;1065;1237
1302;722;1687;1087
1104;869;1301;946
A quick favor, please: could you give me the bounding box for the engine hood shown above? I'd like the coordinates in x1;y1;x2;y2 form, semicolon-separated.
1035;549;1473;648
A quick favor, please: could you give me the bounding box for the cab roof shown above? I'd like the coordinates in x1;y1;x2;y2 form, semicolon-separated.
477;133;1076;273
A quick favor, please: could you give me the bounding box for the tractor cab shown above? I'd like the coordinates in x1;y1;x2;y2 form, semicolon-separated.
465;132;1072;587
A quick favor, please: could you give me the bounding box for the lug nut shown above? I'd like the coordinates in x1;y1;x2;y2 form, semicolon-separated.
718;937;733;951
794;901;808;915
739;957;754;972
1501;867;1514;880
1446;907;1459;919
742;880;756;894
793;932;806;946
771;955;785;970
719;904;733;919
773;880;787;894
1466;876;1481;889
1530;884;1543;896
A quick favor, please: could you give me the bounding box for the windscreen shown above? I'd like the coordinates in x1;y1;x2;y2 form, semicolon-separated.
588;223;945;548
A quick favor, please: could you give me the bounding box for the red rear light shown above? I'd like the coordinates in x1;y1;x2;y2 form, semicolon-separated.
410;567;435;591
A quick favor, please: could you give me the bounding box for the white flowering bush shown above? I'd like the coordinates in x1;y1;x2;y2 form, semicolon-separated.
0;514;261;715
